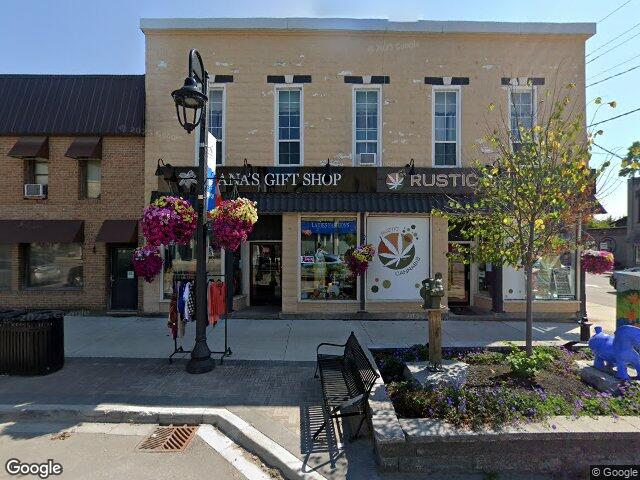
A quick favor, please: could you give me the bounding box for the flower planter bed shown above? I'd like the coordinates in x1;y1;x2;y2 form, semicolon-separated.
367;345;640;476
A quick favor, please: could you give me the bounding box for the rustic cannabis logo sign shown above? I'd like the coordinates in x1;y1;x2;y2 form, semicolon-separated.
378;229;416;270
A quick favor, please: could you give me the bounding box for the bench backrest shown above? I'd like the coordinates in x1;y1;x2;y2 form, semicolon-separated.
343;332;379;399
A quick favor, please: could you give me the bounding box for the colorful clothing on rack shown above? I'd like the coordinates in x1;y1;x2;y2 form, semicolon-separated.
186;283;196;321
168;294;178;340
182;281;192;322
208;281;227;326
177;282;186;320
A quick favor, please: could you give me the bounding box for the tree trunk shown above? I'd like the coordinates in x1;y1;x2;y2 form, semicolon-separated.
524;262;534;356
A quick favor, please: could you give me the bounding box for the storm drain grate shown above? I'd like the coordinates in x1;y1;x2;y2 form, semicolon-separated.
137;425;198;452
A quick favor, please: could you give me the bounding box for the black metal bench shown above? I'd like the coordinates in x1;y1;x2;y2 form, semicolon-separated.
313;331;379;441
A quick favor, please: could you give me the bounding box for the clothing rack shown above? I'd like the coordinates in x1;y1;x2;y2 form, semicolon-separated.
169;271;232;365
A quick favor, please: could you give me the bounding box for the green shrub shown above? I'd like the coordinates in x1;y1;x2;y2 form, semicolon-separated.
378;355;405;382
506;347;555;379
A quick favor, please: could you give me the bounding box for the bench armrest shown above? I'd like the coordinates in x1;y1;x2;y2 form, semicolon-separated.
316;342;346;356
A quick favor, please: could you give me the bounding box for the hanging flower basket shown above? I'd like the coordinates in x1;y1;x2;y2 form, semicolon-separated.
132;246;163;282
581;249;614;275
345;244;375;277
208;198;258;252
141;196;197;247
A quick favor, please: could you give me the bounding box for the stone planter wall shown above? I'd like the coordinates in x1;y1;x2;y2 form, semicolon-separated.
366;346;640;476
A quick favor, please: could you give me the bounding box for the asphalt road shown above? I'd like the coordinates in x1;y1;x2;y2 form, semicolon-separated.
585;272;616;308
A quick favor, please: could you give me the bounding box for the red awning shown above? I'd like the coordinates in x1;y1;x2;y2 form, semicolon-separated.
0;220;83;243
95;220;138;243
65;137;102;159
7;137;49;158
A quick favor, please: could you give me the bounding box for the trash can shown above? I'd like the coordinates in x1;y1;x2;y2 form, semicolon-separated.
0;310;65;375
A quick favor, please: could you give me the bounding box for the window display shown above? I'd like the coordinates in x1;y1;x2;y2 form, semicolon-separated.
162;240;222;300
300;218;357;301
533;253;576;300
27;243;83;289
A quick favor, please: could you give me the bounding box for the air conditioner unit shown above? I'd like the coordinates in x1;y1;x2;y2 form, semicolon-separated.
357;153;377;166
24;184;46;198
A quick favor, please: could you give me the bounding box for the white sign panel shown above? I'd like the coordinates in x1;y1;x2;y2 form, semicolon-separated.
366;217;429;300
205;132;217;211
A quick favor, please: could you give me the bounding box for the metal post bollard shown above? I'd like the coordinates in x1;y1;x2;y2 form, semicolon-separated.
422;273;445;372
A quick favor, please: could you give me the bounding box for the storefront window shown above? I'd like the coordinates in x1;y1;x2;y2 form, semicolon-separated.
0;244;10;289
26;243;83;289
162;240;222;300
533;253;575;300
300;218;357;301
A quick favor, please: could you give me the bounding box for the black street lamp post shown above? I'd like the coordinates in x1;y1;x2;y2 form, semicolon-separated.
171;49;214;374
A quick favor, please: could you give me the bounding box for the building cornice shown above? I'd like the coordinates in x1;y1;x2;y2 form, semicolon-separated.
140;17;596;37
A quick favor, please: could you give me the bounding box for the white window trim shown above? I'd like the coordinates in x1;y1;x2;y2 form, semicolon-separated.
274;84;304;166
194;84;226;166
352;85;383;166
297;213;360;303
507;85;538;149
431;85;462;168
210;85;226;166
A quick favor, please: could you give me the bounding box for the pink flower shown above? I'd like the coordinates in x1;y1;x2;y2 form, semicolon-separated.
132;246;163;282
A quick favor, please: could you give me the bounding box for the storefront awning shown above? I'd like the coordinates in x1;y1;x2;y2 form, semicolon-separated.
0;220;84;243
65;137;102;159
239;192;468;213
95;220;138;243
7;136;49;158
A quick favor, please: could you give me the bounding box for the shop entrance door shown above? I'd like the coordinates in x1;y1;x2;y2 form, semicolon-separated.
250;242;282;306
448;242;470;306
109;246;138;310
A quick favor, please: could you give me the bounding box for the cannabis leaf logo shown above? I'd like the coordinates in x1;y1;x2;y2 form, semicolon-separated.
385;171;405;190
377;232;415;270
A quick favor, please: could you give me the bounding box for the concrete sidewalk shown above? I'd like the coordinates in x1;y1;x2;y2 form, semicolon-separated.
64;315;581;361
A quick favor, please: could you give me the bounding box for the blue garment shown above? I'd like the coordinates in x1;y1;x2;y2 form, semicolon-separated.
177;282;186;319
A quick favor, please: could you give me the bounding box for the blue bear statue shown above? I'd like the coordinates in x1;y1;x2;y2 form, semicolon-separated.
588;325;640;381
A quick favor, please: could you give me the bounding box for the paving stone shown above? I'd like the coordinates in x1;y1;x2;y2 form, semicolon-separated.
576;359;633;393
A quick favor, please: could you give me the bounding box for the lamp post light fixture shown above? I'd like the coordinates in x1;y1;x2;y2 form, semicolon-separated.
171;48;214;374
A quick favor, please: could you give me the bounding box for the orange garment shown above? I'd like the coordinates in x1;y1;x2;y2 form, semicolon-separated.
208;281;227;326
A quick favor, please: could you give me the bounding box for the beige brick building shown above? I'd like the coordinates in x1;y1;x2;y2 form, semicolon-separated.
0;75;145;312
139;18;594;318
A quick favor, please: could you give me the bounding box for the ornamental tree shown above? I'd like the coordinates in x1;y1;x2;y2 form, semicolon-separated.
439;82;610;355
619;141;640;178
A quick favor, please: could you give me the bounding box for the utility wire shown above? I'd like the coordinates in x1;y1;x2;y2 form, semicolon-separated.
587;30;640;64
589;106;640;127
586;63;640;87
593;142;625;160
586;21;640;58
588;52;640;79
597;0;632;23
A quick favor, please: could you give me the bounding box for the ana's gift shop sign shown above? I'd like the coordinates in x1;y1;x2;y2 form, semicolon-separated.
216;166;478;194
366;217;429;301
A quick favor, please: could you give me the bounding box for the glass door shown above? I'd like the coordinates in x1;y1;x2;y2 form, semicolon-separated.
448;242;470;306
250;243;282;306
110;246;138;310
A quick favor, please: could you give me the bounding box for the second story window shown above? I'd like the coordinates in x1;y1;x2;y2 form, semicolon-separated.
81;159;101;199
509;88;535;151
208;88;224;165
353;88;380;166
24;159;49;198
276;87;302;165
433;89;460;166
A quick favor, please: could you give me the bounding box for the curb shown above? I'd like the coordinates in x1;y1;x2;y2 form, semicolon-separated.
0;404;328;480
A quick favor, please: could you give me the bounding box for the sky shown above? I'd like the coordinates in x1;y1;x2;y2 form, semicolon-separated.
0;0;637;218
